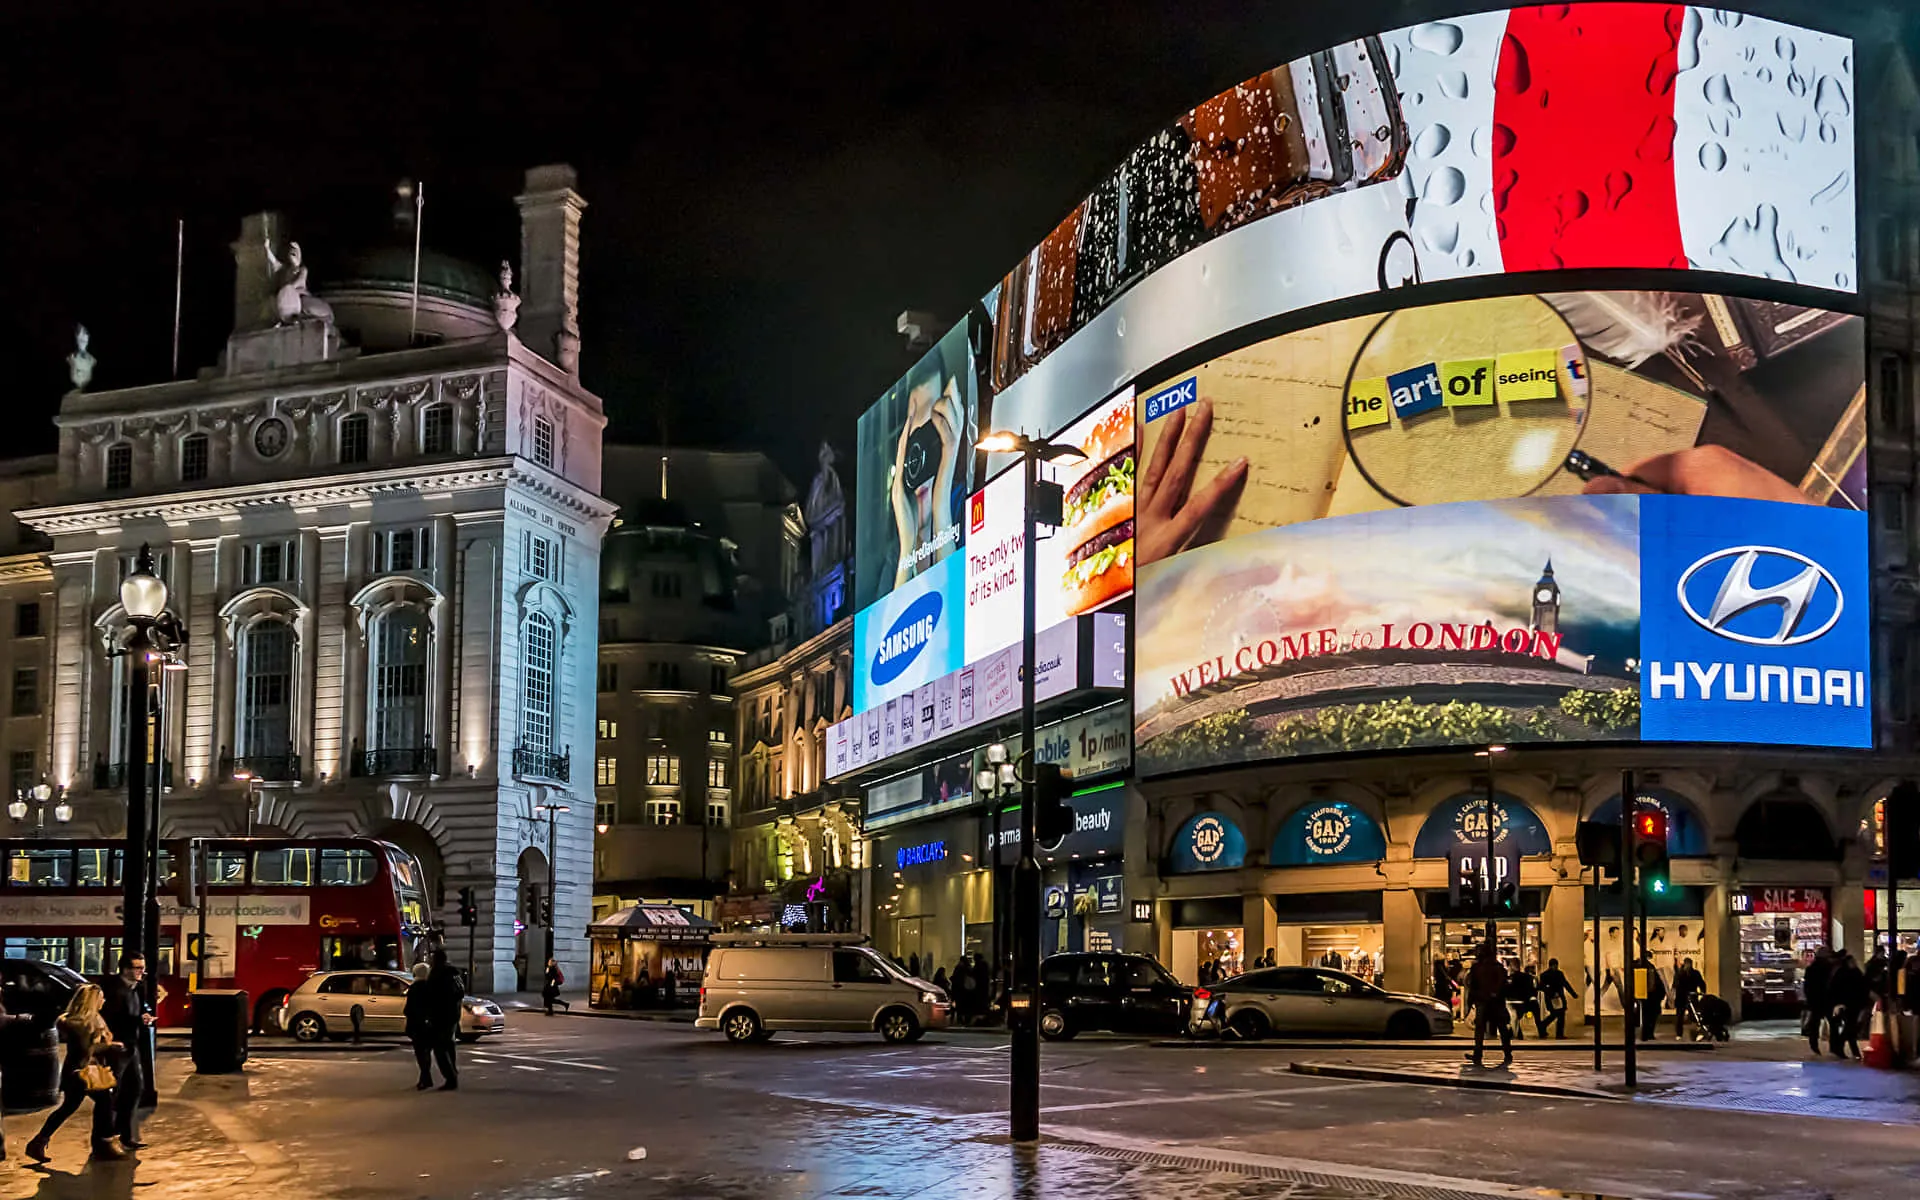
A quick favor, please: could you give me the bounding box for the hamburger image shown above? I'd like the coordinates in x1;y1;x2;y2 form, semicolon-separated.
1061;401;1135;614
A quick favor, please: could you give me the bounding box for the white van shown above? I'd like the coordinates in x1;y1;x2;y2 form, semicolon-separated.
695;934;950;1043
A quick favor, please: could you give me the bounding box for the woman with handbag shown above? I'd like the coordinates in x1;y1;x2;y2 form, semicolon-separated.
23;983;126;1162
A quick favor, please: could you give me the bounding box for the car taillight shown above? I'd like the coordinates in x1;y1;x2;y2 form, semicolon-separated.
1193;988;1211;1002
698;986;706;1002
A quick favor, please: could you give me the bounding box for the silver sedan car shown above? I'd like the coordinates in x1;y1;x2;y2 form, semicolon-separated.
1189;966;1452;1040
282;970;506;1042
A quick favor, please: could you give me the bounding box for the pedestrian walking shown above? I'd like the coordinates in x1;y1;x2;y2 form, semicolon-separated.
1467;943;1512;1068
1828;950;1868;1060
23;984;124;1162
0;991;35;1160
950;958;974;1024
1432;958;1459;1009
1504;963;1541;1039
931;966;949;994
542;957;570;1015
1801;948;1834;1054
404;962;442;1090
427;951;464;1089
1634;952;1666;1041
1537;958;1578;1039
908;953;922;979
1671;957;1706;1038
99;953;152;1150
1865;946;1890;1000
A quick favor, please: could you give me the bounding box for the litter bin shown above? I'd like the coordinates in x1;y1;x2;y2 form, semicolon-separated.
1;1019;60;1111
190;989;250;1073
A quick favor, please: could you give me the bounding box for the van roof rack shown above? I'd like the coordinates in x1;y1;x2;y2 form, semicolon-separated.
709;932;872;947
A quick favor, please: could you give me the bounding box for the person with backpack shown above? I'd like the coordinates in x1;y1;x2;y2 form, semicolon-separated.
543;957;569;1015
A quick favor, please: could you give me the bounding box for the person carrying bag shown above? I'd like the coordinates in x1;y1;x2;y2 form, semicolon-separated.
24;984;126;1162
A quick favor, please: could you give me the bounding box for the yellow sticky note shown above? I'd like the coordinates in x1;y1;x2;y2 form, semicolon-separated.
1345;376;1390;429
1495;349;1561;403
1440;358;1496;407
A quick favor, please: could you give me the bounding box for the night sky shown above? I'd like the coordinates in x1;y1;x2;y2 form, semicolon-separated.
1;0;1906;487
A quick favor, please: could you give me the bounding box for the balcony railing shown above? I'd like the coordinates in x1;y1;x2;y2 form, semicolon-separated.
513;745;571;783
220;754;303;783
353;745;435;778
92;762;175;790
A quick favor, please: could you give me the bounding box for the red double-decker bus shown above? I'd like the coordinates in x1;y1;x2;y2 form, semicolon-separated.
0;836;434;1030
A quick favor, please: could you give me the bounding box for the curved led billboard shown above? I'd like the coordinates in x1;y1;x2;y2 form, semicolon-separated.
848;2;1862;784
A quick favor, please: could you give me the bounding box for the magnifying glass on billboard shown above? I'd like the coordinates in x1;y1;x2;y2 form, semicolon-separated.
1338;294;1595;508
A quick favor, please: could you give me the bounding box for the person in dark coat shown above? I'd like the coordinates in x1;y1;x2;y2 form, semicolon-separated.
23;983;122;1162
1827;950;1868;1060
1504;963;1541;1039
1634;952;1666;1040
1467;943;1512;1068
1537;958;1578;1039
1671;957;1706;1038
931;966;950;994
0;991;38;1160
99;954;152;1149
426;951;465;1089
1802;948;1834;1055
404;963;441;1090
543;958;570;1015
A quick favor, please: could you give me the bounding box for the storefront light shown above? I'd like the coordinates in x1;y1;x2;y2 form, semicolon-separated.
976;769;996;794
997;762;1017;788
985;743;1008;765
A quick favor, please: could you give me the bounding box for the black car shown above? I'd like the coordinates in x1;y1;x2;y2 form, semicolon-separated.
1037;952;1191;1040
2;958;85;1111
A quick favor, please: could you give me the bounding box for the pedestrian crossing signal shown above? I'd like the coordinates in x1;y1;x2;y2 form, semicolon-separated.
1633;808;1670;900
458;886;477;927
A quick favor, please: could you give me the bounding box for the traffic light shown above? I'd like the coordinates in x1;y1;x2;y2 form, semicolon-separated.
458;886;477;927
1888;782;1920;882
540;894;554;925
1494;880;1519;914
1456;859;1481;913
1633;807;1671;899
1034;762;1075;848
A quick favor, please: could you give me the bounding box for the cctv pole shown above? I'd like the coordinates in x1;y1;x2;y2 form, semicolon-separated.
1620;769;1637;1088
1010;444;1042;1144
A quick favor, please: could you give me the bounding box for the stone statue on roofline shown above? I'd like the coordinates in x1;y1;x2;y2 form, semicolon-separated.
67;324;96;391
265;232;335;326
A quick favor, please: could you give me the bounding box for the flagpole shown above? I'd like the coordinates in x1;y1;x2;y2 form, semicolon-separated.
409;181;424;346
171;218;184;378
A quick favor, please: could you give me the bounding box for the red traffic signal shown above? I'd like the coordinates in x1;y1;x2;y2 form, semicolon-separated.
1633;809;1667;861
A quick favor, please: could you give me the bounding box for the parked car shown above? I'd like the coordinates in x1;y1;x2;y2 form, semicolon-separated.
696;936;949;1044
1189;966;1452;1040
1037;952;1192;1040
1;958;84;1111
281;970;506;1042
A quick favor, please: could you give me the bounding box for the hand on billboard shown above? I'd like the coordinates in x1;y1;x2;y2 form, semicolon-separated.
890;420;917;586
1581;444;1808;505
1138;399;1248;565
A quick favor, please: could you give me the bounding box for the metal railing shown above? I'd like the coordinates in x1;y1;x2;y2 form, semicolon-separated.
512;745;571;783
354;745;435;778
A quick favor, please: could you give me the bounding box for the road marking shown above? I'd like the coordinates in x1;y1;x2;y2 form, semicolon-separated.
473;1050;614;1072
510;1064;544;1072
1039;1082;1386;1114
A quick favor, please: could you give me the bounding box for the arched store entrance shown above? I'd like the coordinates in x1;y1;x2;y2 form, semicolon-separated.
1414;790;1554;986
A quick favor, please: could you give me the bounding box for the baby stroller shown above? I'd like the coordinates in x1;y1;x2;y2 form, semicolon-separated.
1684;992;1732;1042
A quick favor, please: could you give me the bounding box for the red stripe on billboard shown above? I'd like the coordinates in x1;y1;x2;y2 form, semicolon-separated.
1492;3;1688;272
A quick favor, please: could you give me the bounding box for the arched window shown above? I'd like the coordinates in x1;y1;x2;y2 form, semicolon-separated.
238;621;295;765
369;608;429;757
421;404;452;455
521;612;556;754
339;413;370;465
180;433;210;483
105;443;132;491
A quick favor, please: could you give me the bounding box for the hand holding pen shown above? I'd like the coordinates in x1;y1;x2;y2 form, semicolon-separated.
1566;445;1810;505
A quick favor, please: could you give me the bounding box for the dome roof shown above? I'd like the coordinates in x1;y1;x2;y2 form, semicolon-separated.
323;245;494;307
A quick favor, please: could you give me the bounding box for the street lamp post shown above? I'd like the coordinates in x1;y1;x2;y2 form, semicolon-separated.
1475;745;1507;946
976;427;1083;1146
534;803;571;968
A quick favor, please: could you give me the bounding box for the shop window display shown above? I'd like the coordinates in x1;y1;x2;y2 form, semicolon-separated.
1172;927;1243;983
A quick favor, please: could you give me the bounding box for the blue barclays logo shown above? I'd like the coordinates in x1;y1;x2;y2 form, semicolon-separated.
871;590;943;687
896;841;946;870
1143;377;1197;424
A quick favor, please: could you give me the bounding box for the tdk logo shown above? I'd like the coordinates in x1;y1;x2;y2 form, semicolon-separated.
1677;547;1842;646
871;590;943;686
1143;376;1197;423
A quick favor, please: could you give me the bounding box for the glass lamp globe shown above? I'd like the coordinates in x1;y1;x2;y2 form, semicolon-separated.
120;570;168;621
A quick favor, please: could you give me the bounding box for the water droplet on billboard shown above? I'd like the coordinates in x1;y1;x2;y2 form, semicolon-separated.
1708;205;1795;282
1439;71;1469;100
1778;113;1807;143
1604;171;1633;210
1699;143;1727;172
1456;247;1477;269
1424;167;1466;207
1646;56;1677;98
1636;115;1676;162
1787;69;1809;99
1677;8;1702;71
1410;21;1464;56
1421;220;1460;255
1414;124;1451;159
1497;33;1531;95
1707;110;1730;138
1814;75;1851;119
1555;189;1589;231
1835;271;1851;289
1818;118;1839;145
1712;10;1744;27
1775;35;1796;61
1491;123;1517;157
1704;74;1740;117
1809;170;1851;207
1493;166;1517;213
1756;67;1773;85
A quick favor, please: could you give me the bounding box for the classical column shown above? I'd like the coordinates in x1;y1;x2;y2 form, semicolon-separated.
432;514;456;775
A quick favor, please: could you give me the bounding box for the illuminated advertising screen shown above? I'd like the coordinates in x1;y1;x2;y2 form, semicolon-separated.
1133;288;1868;775
965;389;1136;663
984;4;1855;442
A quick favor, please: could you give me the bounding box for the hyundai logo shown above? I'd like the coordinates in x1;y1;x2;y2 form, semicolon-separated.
1677;546;1842;647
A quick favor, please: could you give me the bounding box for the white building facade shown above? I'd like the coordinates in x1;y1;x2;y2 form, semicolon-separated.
16;165;614;992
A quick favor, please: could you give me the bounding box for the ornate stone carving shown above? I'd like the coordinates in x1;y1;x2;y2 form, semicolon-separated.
265;235;334;326
67;326;96;391
492;261;520;334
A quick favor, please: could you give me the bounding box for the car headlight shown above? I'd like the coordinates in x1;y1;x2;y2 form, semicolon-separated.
922;991;940;1004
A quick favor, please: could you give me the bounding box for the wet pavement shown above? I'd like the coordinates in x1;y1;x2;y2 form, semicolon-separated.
5;1016;1920;1199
